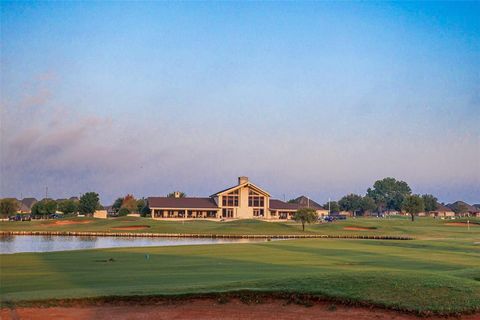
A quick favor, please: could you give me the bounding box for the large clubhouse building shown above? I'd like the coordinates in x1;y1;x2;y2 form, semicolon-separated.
148;177;328;220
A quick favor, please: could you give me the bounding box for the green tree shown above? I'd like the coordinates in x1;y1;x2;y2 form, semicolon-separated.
118;207;130;216
140;203;151;217
78;192;100;216
360;196;377;214
57;199;78;215
167;191;186;198
366;177;412;212
339;194;363;215
136;198;149;216
31;199;57;217
323;201;340;213
402;194;425;222
0;199;19;218
136;198;146;213
422;194;438;212
112;197;123;212
293;207;318;231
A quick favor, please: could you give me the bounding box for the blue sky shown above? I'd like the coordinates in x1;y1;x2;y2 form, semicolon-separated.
1;2;479;204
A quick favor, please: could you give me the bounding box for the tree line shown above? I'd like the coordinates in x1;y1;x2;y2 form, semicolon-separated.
325;177;467;221
1;179;473;221
0;190;184;218
0;192;101;218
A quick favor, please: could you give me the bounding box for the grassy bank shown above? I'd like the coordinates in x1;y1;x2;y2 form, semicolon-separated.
1;216;479;239
1;238;480;314
1;217;479;315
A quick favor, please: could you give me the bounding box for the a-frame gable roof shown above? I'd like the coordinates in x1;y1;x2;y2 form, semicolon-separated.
292;196;324;209
211;182;270;197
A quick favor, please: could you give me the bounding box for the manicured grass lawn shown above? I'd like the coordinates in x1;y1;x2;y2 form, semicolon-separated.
1;217;479;314
1;216;479;239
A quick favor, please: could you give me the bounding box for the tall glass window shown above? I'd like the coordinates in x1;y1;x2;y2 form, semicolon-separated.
248;190;264;207
222;189;239;206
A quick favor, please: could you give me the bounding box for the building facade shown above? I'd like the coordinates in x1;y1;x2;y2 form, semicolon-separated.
148;177;327;220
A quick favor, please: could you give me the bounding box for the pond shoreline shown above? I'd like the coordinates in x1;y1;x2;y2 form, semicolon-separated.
0;231;414;240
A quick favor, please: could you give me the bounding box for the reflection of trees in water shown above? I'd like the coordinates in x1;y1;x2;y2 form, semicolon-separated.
78;236;98;243
0;235;15;242
0;235;16;254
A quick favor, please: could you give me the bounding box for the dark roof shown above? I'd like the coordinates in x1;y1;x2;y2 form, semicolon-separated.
269;199;300;210
446;201;479;212
21;198;37;209
69;197;79;201
291;196;324;209
148;197;218;209
13;200;29;212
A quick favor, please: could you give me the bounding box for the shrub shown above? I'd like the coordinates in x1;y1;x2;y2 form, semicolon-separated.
118;207;130;216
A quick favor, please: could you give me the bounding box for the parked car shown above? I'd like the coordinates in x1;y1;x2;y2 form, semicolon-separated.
323;216;335;222
323;215;347;222
8;214;31;221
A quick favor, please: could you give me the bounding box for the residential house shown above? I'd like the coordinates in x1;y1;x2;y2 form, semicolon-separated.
426;203;455;218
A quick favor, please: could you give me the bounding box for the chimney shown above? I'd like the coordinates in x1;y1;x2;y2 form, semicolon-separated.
238;176;249;185
174;191;181;198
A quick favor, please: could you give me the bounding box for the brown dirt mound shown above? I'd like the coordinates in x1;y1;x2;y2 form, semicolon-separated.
343;227;375;231
111;225;151;230
445;222;479;226
1;298;478;320
47;220;92;226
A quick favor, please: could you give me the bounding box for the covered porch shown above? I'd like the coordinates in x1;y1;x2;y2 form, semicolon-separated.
151;208;218;219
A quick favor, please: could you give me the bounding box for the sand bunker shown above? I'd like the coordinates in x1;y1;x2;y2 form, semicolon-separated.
445;222;479;227
343;227;376;231
111;225;150;230
1;298;478;320
47;220;92;226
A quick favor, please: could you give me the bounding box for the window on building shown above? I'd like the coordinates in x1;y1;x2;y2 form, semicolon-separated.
248;189;264;207
222;189;239;207
207;211;217;218
222;208;234;218
253;209;264;217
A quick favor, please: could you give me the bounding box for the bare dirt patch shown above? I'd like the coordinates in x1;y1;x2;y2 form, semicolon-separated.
343;227;376;231
1;298;478;320
46;220;92;226
111;225;151;230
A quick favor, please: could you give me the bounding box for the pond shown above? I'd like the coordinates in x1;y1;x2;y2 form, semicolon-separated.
0;235;270;254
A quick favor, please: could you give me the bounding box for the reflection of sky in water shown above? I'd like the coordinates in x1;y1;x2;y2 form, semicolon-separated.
0;236;270;254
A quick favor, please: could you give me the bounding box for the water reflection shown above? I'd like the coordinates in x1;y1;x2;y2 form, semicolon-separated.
0;235;269;254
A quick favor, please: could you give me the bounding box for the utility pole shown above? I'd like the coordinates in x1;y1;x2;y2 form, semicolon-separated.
45;186;48;199
328;197;331;215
